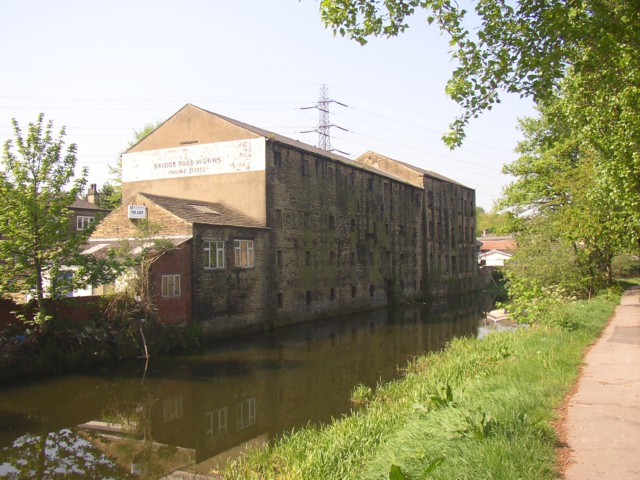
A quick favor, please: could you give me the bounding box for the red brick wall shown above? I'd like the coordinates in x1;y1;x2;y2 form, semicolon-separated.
0;296;103;331
150;242;192;325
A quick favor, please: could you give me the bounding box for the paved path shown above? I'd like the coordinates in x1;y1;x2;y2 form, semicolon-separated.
564;287;640;479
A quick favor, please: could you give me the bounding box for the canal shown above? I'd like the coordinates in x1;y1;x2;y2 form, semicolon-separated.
0;292;492;479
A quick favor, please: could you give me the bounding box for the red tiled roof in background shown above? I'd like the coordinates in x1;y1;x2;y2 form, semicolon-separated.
478;235;516;253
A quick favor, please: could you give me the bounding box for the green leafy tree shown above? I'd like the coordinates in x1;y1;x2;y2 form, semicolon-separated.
0;114;118;325
320;0;640;147
96;181;121;210
476;207;509;237
103;121;164;209
497;100;626;317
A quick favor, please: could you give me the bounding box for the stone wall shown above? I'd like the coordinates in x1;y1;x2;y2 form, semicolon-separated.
264;141;425;327
92;193;192;239
191;224;270;336
424;175;477;295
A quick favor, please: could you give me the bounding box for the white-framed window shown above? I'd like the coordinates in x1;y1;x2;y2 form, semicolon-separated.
163;396;183;422
161;274;181;298
236;398;256;430
204;240;225;269
76;215;95;230
234;240;255;268
205;407;228;438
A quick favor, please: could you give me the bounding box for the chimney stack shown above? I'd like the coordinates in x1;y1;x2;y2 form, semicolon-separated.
87;184;99;205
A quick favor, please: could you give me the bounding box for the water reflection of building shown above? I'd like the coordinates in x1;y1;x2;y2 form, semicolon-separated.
0;296;488;478
121;297;485;474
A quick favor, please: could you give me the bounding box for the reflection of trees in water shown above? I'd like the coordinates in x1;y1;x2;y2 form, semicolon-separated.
95;383;188;479
0;428;133;479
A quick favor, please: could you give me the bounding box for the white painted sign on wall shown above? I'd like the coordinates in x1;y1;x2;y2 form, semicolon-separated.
122;138;266;182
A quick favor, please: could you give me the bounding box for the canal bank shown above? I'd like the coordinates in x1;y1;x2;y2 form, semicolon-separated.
221;291;620;479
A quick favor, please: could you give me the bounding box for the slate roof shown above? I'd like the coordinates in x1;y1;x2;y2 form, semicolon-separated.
139;192;267;229
69;198;109;212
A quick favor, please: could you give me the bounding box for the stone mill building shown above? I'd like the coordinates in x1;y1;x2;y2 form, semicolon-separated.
88;104;478;337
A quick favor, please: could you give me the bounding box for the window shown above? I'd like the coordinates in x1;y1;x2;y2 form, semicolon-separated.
274;209;283;227
204;241;225;269
277;292;284;309
306;290;312;305
161;274;181;298
330;288;336;301
236;398;256;430
302;158;310;176
369;284;375;298
351;286;357;298
276;250;283;268
163;396;183;422
274;151;282;167
328;215;335;230
305;251;312;266
76;215;95;230
206;407;227;438
234;240;255;268
302;211;310;227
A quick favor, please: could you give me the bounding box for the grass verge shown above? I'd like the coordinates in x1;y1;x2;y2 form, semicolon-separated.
221;291;620;480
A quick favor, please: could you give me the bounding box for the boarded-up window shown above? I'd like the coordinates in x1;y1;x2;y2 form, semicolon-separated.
161;274;181;298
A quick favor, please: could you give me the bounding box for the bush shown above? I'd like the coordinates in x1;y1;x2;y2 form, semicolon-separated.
611;253;640;278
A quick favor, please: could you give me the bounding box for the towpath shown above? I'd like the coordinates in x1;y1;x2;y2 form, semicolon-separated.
562;286;640;479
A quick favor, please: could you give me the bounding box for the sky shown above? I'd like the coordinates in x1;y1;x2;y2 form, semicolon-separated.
0;0;535;210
